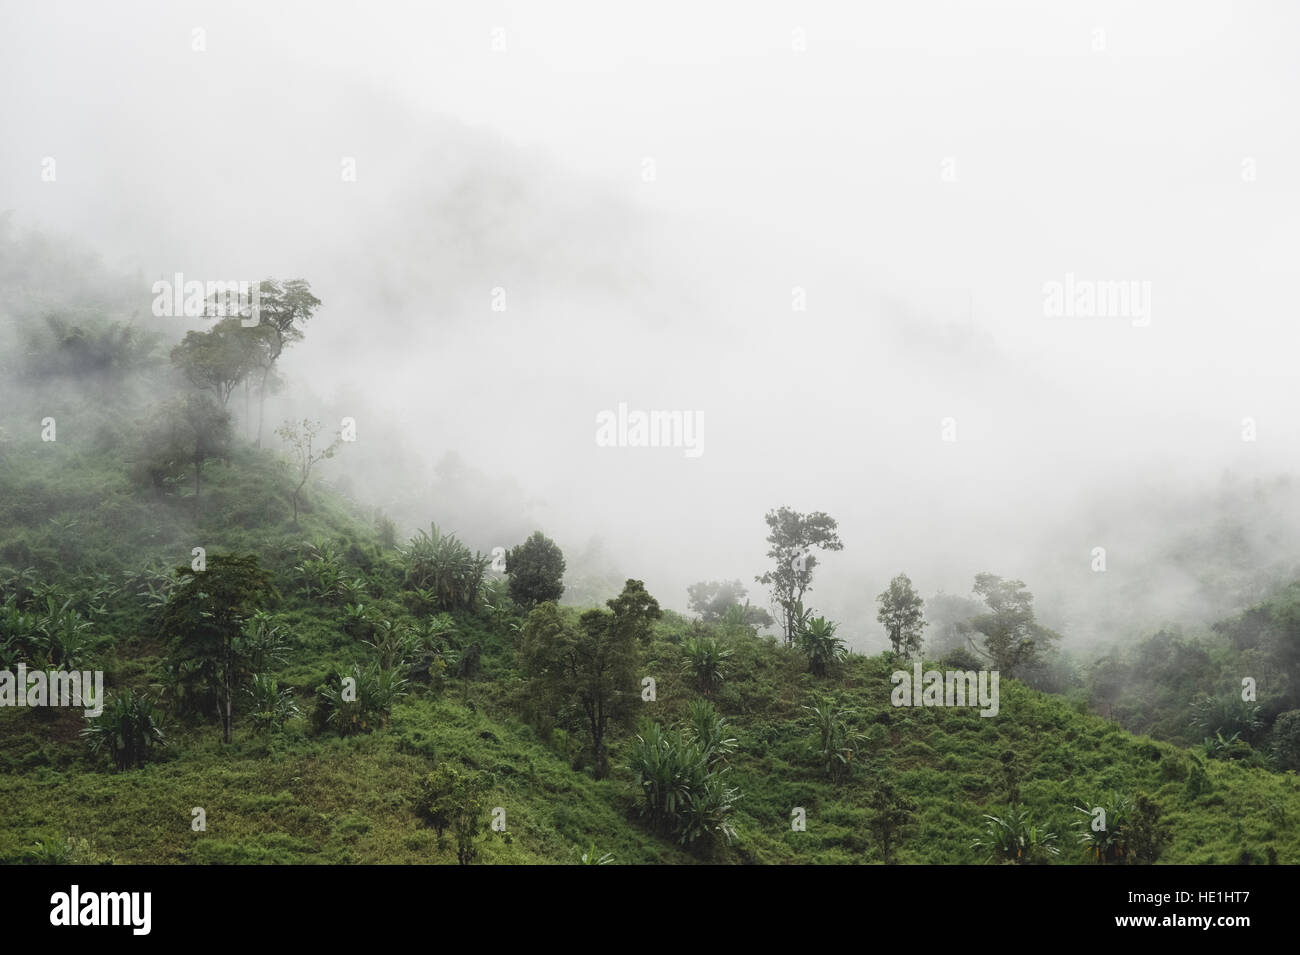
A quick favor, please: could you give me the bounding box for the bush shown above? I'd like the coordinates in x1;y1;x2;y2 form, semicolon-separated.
413;765;490;864
1126;792;1171;864
403;524;489;613
313;663;408;735
1073;791;1133;864
627;702;740;850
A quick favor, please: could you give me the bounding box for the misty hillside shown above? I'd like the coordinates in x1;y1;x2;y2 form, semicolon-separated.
1;233;1299;865
3;3;1300;885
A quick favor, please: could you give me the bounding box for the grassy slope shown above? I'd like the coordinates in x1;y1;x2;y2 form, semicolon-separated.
1;419;1298;864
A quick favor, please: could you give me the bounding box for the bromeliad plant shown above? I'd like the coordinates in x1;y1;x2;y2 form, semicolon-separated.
971;804;1061;865
243;673;301;734
313;662;408;735
798;612;846;677
365;618;418;671
81;688;166;770
627;701;740;849
802;693;871;783
577;842;615;865
294;538;346;602
1073;791;1132;864
680;635;734;696
402;523;491;613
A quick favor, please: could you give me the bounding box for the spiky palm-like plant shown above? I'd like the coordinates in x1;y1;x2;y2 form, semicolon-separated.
403;524;491;612
365;618;417;671
627;706;740;849
243;673;301;734
798;614;846;677
314;662;408;735
294;538;345;602
577;842;615;865
81;688;166;770
680;636;734;695
971;804;1060;864
803;694;870;782
1073;791;1132;864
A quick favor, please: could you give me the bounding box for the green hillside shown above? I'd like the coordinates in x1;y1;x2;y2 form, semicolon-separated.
1;425;1297;864
1;251;1297;866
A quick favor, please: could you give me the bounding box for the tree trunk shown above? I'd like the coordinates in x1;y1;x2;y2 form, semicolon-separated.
589;703;608;779
256;365;270;448
223;639;233;744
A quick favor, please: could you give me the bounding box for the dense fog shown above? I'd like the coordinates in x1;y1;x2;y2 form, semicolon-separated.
4;0;1299;650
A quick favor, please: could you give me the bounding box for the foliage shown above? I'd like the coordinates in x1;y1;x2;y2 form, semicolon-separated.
578;842;615;865
680;635;734;695
971;804;1060;865
1190;693;1264;745
1;594;100;669
627;702;740;850
877;573;927;659
170;317;264;409
687;580;770;627
365;617;417;671
1272;710;1300;772
276;419;341;526
403;523;490;613
867;782;916;863
519;581;661;778
248;278;321;446
159;554;274;743
802;694;870;783
505;531;566;609
242;674;300;734
797;613;846;677
755;507;843;643
313;662;408;735
81;688;166;770
1126;792;1171;864
1073;791;1133;864
967;574;1060;679
294;538;347;602
414;765;491;864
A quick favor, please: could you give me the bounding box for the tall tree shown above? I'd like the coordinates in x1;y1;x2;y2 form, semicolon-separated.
159;554;274;744
170;317;263;409
755;507;844;643
519;579;661;778
967;573;1060;679
165;393;232;516
252;279;321;446
877;573;927;659
687;579;749;622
